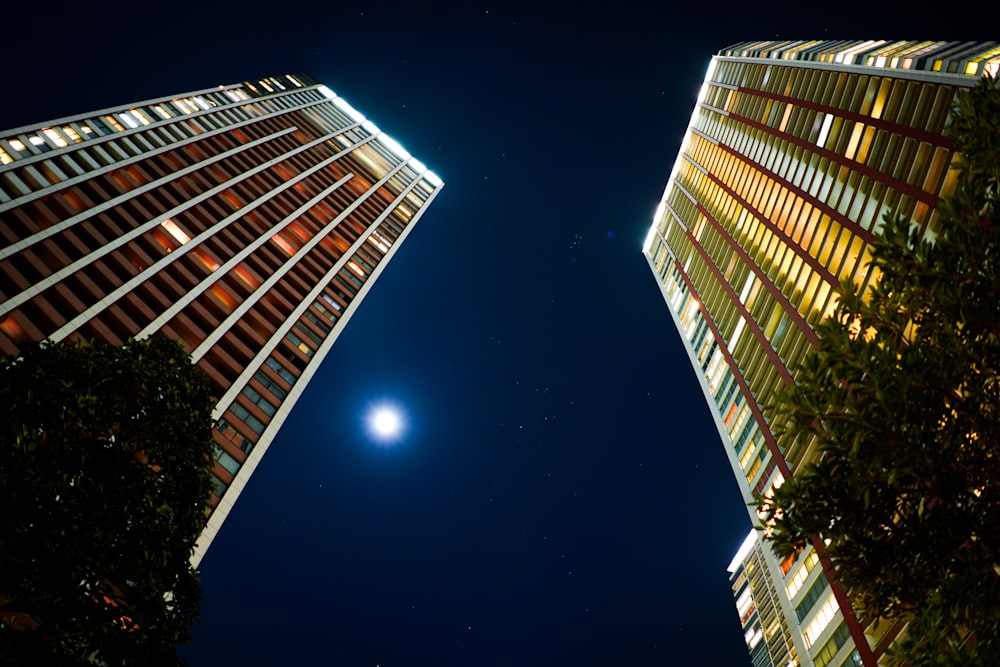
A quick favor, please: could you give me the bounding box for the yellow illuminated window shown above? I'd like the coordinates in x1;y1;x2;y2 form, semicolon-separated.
193;249;220;272
233;264;260;288
764;184;783;219
778;103;793;132
923;146;951;194
130;109;153;125
843;122;863;160
173;98;198;114
871;79;892;118
160;218;191;245
840;237;866;283
270;233;296;256
61;126;82;143
211;284;238;311
790;264;813;309
104;115;126;132
855;126;876;164
42;128;68;147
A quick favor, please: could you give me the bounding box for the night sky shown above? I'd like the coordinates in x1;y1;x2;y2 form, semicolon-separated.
4;3;991;665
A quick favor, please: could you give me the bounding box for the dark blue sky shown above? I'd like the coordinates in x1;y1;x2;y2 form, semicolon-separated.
4;2;990;665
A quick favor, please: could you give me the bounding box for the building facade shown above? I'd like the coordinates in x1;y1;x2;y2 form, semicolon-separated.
729;529;802;667
0;73;442;564
643;40;999;665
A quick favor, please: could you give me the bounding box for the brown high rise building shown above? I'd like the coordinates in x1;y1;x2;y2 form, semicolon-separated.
0;73;443;564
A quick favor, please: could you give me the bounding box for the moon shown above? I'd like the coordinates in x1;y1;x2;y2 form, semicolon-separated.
366;404;405;444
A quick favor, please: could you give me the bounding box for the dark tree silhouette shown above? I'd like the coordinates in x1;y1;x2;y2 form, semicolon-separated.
0;336;216;665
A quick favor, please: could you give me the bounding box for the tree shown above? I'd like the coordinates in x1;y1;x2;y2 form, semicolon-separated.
757;75;1000;665
0;336;216;665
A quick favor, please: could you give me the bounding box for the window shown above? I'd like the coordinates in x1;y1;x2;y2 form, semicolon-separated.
265;356;296;385
254;371;287;401
211;476;228;497
815;621;851;667
216;419;252;453
295;320;323;346
242;385;277;417
230;402;265;435
213;445;241;475
286;331;313;357
796;573;830;621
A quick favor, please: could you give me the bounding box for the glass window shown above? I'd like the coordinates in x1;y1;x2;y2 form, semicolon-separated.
254;371;287;401
242;385;277;417
215;447;241;475
265;356;296;384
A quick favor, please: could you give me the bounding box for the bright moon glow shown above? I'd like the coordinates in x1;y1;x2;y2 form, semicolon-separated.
366;404;405;443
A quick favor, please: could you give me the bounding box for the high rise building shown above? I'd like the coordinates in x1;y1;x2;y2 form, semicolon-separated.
728;529;801;667
0;73;443;565
643;40;999;666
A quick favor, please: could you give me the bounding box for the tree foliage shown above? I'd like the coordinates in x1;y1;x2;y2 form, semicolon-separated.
0;336;216;665
757;76;1000;665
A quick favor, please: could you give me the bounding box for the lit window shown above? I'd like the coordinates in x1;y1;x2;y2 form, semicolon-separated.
160;218;191;245
61;126;82;143
286;332;313;357
802;595;839;647
129;109;153;125
795;574;831;621
117;112;139;129
223;89;245;103
42;128;68;147
367;234;389;253
271;233;296;256
232;265;260;288
321;293;343;311
104;115;127;132
210;284;238;310
192;249;219;271
173;98;197;114
816;113;834;147
785;551;820;599
778;103;792;132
